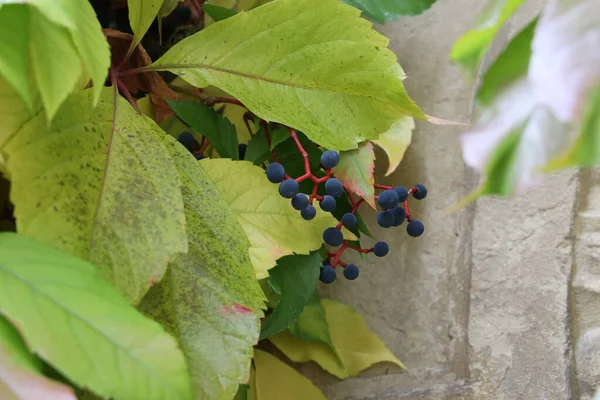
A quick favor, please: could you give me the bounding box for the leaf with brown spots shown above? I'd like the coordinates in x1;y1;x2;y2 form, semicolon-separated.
3;87;187;304
332;142;376;208
139;135;265;400
105;29;179;123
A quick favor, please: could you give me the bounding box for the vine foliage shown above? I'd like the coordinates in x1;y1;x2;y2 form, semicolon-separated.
0;0;437;399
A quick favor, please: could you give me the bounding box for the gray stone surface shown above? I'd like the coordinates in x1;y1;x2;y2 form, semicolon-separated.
294;0;600;399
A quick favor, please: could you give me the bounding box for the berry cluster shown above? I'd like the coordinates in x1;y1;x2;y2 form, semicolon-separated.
319;183;426;284
262;124;428;285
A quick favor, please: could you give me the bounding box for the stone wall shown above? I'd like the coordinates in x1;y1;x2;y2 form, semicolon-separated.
297;0;600;398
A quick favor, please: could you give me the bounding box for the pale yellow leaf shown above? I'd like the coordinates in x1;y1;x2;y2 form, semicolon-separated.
254;349;326;400
270;298;404;378
372;116;415;176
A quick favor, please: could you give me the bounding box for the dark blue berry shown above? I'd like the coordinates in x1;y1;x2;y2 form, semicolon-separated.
176;5;192;22
394;186;409;202
321;150;340;169
325;178;344;198
343;264;359;280
377;189;399;209
413;184;427;200
391;206;406;227
377;210;394;228
266;163;285;183
194;153;205;160
301;205;317;220
319;195;336;212
238;143;247;160
373;241;389;257
323;227;343;247
407;220;424;237
178;132;199;152
341;213;357;228
279;179;299;198
291;194;309;210
319;265;337;284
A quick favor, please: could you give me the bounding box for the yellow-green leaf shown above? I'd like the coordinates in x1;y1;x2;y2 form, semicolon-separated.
128;0;163;52
236;0;271;11
450;0;526;78
201;159;355;278
372;116;415;176
270;298;403;379
3;87;188;303
254;350;326;400
0;317;76;400
0;233;193;400
159;0;180;18
139;135;265;400
333;142;376;208
152;0;425;151
0;77;40;158
202;159;356;276
0;1;110;116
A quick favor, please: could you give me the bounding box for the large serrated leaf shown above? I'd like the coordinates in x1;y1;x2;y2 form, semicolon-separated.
3;87;187;303
0;317;76;400
0;0;110;117
343;0;437;23
333;142;376;208
139;136;265;400
0;233;193;400
260;252;321;340
152;0;424;150
270;298;403;379
254;350;326;400
200;159;356;278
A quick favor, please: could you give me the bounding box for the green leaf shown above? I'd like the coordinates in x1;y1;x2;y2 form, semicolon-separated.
30;7;83;122
254;349;326;400
245;129;269;165
372;117;414;176
260;252;321;340
167;100;239;159
342;0;436;23
204;3;237;21
3;87;188;303
0;5;34;112
545;86;600;170
139;135;265;400
333;142;376;208
0;0;110;117
460;15;572;198
450;0;526;78
128;0;164;52
0;316;77;400
200;159;356;278
152;0;425;151
0;232;193;400
477;18;538;105
268;126;290;151
289;293;335;350
270;298;403;379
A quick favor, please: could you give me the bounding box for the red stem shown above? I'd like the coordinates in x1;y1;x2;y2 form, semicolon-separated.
115;77;140;114
208;97;245;107
374;183;393;190
404;187;416;222
286;127;310;175
347;246;373;254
